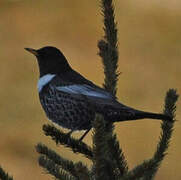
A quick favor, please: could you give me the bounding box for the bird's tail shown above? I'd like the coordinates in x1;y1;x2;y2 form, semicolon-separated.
110;111;172;123
126;111;171;121
105;103;172;122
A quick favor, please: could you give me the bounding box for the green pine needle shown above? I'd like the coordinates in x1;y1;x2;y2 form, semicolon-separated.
42;124;93;159
38;156;75;180
92;115;116;180
36;143;90;179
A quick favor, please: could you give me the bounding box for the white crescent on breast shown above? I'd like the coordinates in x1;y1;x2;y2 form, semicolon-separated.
38;74;56;92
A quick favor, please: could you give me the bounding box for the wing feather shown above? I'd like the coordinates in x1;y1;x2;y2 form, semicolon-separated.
56;84;114;99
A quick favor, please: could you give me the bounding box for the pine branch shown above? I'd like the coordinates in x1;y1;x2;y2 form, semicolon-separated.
142;89;178;179
98;0;119;96
42;124;93;159
98;36;119;97
0;166;13;180
97;0;128;177
36;143;90;179
107;132;129;176
122;89;178;180
101;0;118;47
38;156;76;180
92;115;116;180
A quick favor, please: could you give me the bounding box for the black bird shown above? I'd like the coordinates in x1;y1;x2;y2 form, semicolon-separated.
25;46;171;140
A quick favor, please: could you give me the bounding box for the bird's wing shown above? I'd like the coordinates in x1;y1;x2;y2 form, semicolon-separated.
50;72;118;107
54;84;134;116
55;84;114;100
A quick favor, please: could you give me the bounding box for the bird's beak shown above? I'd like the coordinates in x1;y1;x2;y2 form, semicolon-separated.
24;48;38;56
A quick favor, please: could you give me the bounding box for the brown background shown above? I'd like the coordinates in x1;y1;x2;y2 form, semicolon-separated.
0;0;181;179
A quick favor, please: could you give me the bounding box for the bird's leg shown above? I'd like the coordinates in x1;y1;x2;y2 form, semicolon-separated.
79;128;91;141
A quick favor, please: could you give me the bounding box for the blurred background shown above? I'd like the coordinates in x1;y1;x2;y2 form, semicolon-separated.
0;0;181;179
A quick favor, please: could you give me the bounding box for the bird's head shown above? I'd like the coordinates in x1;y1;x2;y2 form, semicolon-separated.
25;46;71;77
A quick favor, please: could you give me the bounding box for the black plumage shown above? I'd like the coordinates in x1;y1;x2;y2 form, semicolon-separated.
25;46;171;139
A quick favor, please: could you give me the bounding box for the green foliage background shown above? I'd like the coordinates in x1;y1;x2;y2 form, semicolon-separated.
0;0;180;179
